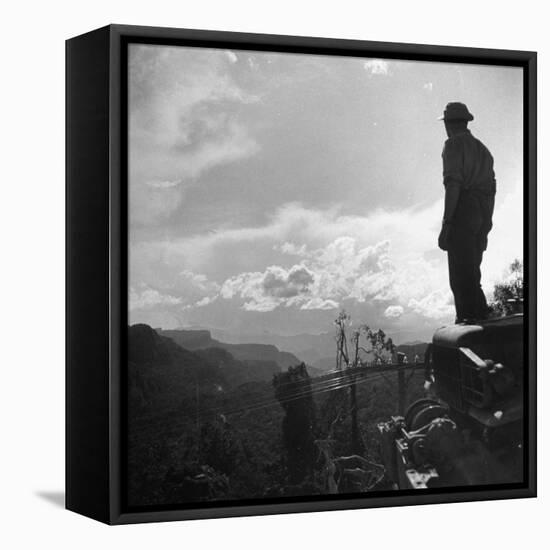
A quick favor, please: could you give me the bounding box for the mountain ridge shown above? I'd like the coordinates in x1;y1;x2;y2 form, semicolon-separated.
157;328;302;369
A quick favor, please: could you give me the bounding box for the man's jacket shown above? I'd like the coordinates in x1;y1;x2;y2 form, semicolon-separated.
442;129;496;241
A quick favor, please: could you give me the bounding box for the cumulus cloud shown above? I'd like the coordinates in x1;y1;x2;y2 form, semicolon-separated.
300;237;452;318
482;182;524;292
179;270;220;294
131;180;521;324
130;285;182;310
364;59;390;76
262;265;314;298
221;264;315;311
277;242;307;256
130;269;220;313
408;289;454;319
135;200;452;318
384;305;404;318
302;238;395;306
195;296;217;307
173;183;518;271
166;200;443;274
300;297;340;310
217;234;452;319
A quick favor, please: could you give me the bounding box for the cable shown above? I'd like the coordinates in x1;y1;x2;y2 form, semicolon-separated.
196;370;391;421
127;371;394;444
195;364;424;420
128;366;424;444
191;371;361;419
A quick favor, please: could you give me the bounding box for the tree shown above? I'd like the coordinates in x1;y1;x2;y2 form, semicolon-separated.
334;310;351;369
352;325;396;366
334;311;396;367
200;420;241;476
490;259;523;316
273;363;316;484
333;310;397;454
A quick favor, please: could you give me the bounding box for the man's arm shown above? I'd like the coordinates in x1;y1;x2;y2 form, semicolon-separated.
483;191;495;236
478;188;495;251
438;181;460;251
442;181;461;225
439;138;463;251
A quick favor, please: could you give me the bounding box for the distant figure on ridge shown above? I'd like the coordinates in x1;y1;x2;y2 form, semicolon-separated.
437;102;496;323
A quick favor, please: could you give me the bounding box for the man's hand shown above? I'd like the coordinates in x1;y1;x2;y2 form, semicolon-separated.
478;233;488;252
438;224;451;251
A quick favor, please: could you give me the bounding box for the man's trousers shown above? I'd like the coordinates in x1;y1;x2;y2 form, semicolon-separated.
447;229;489;322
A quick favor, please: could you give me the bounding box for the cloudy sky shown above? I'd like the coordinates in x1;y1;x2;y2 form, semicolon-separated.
128;44;523;342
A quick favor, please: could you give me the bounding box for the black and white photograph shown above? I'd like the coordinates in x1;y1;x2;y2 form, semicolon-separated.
3;0;548;545
126;43;528;508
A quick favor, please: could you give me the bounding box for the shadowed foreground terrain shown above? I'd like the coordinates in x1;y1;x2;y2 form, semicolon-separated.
127;324;426;507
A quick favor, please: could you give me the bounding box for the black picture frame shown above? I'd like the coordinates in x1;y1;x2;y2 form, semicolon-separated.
66;24;537;525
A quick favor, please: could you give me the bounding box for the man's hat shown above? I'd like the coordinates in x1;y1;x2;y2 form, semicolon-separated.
438;102;474;122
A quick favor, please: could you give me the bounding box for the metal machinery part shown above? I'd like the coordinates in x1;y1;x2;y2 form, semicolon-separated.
378;315;524;489
378;399;460;489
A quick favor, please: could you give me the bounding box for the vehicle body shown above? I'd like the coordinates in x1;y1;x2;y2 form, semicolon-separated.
378;314;524;489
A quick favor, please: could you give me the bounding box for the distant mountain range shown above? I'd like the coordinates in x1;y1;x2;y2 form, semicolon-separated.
128;324;283;408
205;328;430;368
153;326;429;376
208;328;336;365
157;328;302;370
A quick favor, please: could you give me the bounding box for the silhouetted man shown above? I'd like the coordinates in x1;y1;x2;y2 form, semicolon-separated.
437;102;496;323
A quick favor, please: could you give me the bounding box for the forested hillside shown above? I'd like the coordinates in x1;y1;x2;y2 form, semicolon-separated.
127;324;426;507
